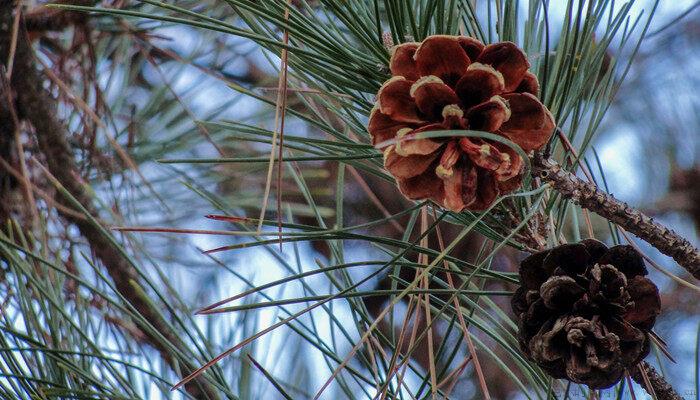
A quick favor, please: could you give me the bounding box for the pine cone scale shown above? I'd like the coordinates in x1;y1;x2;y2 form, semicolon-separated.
369;35;555;212
512;240;662;389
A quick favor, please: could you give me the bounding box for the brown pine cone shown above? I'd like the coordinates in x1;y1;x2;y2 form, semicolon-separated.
511;239;662;389
369;35;555;212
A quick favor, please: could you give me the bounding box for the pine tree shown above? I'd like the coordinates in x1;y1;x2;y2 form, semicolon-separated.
0;1;697;399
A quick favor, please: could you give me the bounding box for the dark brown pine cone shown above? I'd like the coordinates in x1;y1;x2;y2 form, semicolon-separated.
511;239;662;389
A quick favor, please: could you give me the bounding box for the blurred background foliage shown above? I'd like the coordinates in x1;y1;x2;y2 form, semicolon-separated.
0;0;698;399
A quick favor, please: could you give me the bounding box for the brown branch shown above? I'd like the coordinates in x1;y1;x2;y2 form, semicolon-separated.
24;0;95;33
0;5;216;399
630;362;683;400
534;156;700;280
0;67;16;222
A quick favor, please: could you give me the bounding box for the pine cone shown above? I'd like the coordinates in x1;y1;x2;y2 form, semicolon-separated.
511;240;662;389
369;35;555;212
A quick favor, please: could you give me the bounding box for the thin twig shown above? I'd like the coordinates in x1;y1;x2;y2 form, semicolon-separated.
534;155;700;280
0;65;39;228
258;0;291;239
630;362;683;400
24;0;94;33
276;1;291;250
5;2;21;78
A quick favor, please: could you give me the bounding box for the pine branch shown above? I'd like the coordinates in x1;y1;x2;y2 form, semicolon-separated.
534;155;700;280
24;0;95;33
630;361;684;400
0;5;217;399
0;69;16;222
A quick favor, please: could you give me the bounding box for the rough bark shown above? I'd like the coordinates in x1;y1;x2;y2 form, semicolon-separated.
534;156;700;280
0;5;216;399
0;69;16;222
630;362;684;400
24;0;94;32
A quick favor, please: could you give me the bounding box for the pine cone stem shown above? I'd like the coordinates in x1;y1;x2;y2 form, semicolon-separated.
534;156;700;280
630;362;683;400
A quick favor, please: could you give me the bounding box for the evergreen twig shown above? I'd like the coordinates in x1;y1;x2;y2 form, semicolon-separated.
535;155;700;280
24;0;96;32
630;361;684;400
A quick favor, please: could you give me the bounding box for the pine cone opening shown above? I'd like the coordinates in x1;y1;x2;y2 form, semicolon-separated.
369;35;555;212
511;240;662;389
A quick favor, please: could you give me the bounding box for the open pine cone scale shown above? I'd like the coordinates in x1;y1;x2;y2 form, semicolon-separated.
369;35;555;212
512;239;662;389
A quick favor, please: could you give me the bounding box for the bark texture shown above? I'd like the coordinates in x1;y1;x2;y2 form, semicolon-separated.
534;156;700;280
0;69;16;222
24;0;94;32
630;361;684;400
